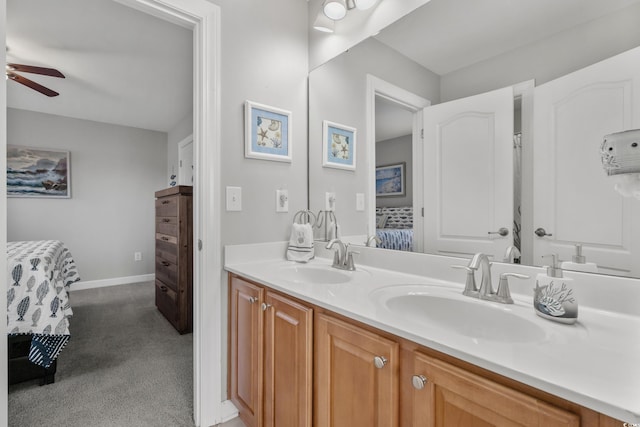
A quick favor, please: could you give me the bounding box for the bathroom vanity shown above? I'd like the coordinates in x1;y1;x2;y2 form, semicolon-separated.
225;242;639;427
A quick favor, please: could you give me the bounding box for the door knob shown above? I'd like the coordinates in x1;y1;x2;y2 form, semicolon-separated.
373;356;387;369
488;227;509;237
412;375;428;390
534;227;553;237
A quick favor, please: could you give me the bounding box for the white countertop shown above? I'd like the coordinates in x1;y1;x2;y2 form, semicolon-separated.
224;242;640;424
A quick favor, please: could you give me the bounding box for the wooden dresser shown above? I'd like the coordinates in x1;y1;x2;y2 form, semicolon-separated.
155;186;193;334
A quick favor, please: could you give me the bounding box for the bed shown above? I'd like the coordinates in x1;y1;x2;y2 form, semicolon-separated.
375;206;414;251
7;240;80;385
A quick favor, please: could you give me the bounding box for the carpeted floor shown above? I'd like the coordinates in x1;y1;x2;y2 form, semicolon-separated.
8;281;194;427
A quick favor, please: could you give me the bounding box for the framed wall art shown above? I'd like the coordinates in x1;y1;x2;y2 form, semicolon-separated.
7;145;71;198
376;162;405;197
322;120;356;171
245;100;292;162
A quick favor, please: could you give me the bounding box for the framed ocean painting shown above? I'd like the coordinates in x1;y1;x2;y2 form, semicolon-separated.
322;120;356;171
376;162;405;197
7;146;71;198
245;100;292;162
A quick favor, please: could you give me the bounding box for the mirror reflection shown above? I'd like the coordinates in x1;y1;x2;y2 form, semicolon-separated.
308;0;640;278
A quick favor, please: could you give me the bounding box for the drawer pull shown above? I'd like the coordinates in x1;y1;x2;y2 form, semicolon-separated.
161;237;169;241
162;200;171;205
160;285;168;292
373;356;387;369
261;303;272;311
248;297;258;304
162;218;171;223
161;261;170;267
412;375;428;390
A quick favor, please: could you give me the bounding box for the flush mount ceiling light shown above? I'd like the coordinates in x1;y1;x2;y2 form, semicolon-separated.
323;0;347;20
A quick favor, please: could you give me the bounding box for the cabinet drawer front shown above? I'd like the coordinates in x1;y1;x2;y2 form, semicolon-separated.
155;196;178;217
156;217;178;236
156;245;178;265
156;233;177;245
155;279;179;328
156;257;178;289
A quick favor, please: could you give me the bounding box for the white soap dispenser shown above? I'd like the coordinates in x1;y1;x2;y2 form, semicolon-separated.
534;254;578;324
560;244;599;273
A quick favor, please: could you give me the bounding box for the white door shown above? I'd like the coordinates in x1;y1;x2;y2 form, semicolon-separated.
179;136;194;186
423;86;514;261
533;47;640;277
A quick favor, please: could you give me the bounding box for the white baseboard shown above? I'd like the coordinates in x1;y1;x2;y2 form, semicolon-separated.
219;400;239;423
70;274;155;291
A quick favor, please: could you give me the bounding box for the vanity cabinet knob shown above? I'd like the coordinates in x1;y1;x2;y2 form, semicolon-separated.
373;356;388;369
261;302;272;311
412;375;428;390
248;297;258;304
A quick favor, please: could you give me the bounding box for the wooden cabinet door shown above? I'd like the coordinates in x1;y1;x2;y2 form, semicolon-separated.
263;291;313;427
410;352;579;427
229;276;264;427
315;313;399;427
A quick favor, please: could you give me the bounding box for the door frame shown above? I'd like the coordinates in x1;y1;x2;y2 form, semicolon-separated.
365;75;431;252
178;134;194;186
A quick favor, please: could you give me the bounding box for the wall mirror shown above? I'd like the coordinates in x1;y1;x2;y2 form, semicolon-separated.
308;0;640;278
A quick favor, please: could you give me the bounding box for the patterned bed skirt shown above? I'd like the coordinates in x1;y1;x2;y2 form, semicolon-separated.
376;228;413;251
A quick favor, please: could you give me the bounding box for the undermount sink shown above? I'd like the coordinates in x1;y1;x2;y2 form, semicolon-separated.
371;285;547;343
277;265;353;285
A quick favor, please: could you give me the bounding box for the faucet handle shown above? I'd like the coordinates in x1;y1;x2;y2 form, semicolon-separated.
346;251;359;271
451;265;478;297
496;273;530;304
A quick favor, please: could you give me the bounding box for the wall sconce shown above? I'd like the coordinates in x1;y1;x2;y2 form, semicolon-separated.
601;129;640;199
314;0;381;32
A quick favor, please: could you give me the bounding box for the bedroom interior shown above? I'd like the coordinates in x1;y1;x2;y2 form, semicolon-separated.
5;0;196;424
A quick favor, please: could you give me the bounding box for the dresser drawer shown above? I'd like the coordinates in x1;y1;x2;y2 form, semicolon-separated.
156;257;178;289
156;233;177;245
155;279;179;328
156;216;178;236
156;245;178;265
155;196;179;217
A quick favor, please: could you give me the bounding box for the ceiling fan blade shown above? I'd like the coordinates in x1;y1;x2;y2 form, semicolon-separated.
6;63;65;78
7;72;60;97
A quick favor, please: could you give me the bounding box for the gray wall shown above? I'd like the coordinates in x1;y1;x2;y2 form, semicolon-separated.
376;134;412;208
7;108;167;282
440;2;640;102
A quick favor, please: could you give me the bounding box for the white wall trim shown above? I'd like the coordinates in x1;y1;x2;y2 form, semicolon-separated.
111;1;221;426
70;274;155;292
0;1;8;425
365;74;431;252
220;400;240;423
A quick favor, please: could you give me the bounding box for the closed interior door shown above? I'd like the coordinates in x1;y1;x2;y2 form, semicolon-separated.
533;46;640;277
423;86;514;260
179;136;194;186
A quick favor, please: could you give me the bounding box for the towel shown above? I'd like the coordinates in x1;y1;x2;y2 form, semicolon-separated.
286;223;315;262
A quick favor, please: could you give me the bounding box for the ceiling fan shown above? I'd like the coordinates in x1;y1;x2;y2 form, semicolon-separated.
5;63;65;97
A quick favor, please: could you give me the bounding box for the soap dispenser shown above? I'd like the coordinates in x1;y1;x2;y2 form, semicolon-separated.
533;254;578;324
560;244;599;273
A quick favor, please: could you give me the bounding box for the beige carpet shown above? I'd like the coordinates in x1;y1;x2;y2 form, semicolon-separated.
9;281;194;426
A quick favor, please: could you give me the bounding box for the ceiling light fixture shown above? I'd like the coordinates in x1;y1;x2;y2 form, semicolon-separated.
313;11;335;33
354;0;378;10
323;0;347;20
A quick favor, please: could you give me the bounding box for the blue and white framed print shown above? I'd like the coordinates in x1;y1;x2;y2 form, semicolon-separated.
376;162;405;197
7;146;71;198
245;100;292;162
322;120;356;171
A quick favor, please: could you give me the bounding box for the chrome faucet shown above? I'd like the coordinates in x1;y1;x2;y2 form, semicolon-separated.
326;238;357;271
365;235;381;247
469;253;494;299
503;246;521;264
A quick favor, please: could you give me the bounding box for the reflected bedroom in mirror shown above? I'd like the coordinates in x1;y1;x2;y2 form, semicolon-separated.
308;0;640;278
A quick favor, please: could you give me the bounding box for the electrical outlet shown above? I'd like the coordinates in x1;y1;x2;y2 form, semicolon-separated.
325;192;336;211
134;252;142;261
276;189;289;212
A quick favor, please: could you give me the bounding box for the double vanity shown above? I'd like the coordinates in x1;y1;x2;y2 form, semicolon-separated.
225;241;639;427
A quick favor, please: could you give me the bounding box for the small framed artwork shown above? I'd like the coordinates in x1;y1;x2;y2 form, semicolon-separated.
376;162;405;197
245;100;292;162
7;145;71;198
322;120;356;171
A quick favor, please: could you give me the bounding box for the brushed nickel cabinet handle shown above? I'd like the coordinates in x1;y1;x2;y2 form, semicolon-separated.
373;356;388;369
248;297;258;304
412;375;428;390
261;303;272;311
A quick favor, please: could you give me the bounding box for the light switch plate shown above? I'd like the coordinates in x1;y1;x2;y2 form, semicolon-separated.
356;193;365;211
325;192;336;211
226;186;242;211
276;189;289;212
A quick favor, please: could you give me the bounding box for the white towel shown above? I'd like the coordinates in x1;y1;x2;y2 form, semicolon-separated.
286;223;315;262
